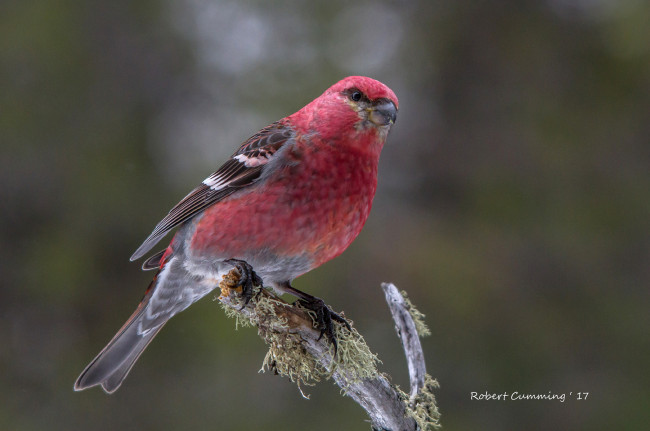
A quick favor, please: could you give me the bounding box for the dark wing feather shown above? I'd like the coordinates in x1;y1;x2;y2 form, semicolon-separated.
141;249;166;270
130;121;294;262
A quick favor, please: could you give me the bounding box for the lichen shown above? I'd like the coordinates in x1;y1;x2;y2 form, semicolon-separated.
260;330;325;398
219;301;254;329
219;271;440;427
412;374;442;429
257;299;382;394
218;272;325;392
218;269;380;395
330;321;381;388
400;290;431;337
398;374;441;430
255;294;323;385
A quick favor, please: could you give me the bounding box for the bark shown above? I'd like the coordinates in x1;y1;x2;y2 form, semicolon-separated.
219;274;439;430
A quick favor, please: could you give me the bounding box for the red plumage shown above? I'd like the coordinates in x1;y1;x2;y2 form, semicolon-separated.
75;76;398;393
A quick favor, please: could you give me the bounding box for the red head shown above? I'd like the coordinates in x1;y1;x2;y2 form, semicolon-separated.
325;76;399;110
288;76;398;145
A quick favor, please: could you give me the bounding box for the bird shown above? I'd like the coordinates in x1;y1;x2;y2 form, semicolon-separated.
74;76;398;393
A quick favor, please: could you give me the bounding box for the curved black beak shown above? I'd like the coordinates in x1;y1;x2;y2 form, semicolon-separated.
369;100;397;126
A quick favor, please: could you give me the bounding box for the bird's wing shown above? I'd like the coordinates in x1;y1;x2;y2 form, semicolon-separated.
130;121;295;261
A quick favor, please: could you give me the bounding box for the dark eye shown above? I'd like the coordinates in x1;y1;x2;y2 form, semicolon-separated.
349;90;362;102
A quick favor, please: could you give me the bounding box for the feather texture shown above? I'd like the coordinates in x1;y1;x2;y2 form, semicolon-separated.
130;122;294;261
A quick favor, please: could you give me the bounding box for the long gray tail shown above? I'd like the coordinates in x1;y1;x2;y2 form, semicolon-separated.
75;253;209;393
74;299;166;393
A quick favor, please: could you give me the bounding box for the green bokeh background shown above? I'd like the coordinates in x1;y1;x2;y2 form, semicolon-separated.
2;0;649;430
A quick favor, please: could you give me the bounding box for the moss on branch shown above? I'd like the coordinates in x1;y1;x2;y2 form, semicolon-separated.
217;269;440;430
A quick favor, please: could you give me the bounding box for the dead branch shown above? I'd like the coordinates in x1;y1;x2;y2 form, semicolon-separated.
218;271;440;430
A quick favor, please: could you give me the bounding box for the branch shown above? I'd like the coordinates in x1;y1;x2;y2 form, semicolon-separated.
218;271;440;430
381;282;428;404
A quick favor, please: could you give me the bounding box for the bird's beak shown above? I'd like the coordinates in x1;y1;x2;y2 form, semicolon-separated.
368;100;397;126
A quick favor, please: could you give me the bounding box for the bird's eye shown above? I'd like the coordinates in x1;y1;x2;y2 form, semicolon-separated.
349;90;362;102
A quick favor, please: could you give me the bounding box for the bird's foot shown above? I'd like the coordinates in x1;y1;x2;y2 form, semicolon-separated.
224;259;263;309
297;296;351;355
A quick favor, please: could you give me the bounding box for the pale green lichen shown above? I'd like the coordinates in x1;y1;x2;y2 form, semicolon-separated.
409;374;441;430
401;290;431;337
330;322;381;387
219;280;327;392
397;374;441;430
260;330;325;398
255;293;324;387
218;271;380;395
253;293;289;330
219;301;254;329
219;272;435;423
258;303;381;395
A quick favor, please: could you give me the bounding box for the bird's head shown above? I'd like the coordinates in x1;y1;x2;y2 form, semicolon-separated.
334;76;398;129
290;76;399;145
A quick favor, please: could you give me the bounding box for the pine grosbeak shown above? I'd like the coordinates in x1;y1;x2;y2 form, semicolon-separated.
75;76;398;393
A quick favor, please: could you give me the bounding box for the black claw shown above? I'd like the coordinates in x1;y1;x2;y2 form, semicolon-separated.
224;259;263;308
298;296;350;355
278;281;350;356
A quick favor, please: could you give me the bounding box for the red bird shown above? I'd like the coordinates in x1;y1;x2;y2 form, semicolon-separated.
75;76;398;393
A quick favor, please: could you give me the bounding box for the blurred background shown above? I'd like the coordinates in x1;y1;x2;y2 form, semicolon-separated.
2;0;649;429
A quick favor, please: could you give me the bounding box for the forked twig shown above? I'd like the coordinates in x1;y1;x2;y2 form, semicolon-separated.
219;271;440;430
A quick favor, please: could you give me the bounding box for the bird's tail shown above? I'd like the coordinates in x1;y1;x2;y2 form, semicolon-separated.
74;281;166;394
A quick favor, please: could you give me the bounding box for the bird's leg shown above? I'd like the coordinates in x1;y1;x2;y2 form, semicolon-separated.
224;259;263;308
278;281;351;354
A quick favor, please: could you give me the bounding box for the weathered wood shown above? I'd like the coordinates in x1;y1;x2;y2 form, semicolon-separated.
219;273;437;430
381;282;427;405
